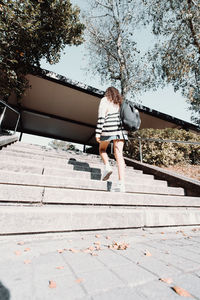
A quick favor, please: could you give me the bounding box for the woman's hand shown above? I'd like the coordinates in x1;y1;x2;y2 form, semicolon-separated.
96;137;100;143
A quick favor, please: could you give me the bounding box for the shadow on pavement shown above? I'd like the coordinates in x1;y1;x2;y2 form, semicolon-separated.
0;281;10;300
68;158;102;180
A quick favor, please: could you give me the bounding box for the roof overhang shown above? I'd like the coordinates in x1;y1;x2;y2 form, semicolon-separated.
3;69;199;145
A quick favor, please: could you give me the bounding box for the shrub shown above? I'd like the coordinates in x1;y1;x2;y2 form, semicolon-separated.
124;128;200;166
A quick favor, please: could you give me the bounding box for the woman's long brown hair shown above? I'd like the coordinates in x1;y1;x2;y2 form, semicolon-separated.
105;87;123;106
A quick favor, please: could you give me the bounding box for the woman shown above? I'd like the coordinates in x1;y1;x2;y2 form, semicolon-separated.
95;86;128;192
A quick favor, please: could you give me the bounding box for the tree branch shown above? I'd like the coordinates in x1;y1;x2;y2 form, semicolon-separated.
187;0;200;54
88;14;112;19
94;0;112;11
191;0;198;6
87;24;119;62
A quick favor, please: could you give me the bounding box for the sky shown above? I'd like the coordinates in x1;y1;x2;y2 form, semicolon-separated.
20;0;193;146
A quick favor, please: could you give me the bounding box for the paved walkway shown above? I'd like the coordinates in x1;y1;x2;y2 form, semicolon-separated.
0;226;200;300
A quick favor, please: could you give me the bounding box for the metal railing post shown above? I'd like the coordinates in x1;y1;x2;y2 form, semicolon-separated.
14;114;20;134
0;99;20;135
139;137;143;163
0;106;6;128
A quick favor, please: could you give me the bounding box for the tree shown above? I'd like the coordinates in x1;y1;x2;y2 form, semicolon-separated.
142;0;200;125
0;0;84;100
84;0;151;100
85;0;200;125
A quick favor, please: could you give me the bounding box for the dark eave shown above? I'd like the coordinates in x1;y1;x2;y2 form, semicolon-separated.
32;68;200;133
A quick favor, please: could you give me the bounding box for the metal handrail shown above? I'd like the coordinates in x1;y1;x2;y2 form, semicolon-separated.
129;137;200;163
0;99;20;134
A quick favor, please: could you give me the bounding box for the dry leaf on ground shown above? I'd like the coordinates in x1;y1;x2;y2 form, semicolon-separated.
192;228;198;232
144;250;152;256
160;278;173;284
24;260;31;264
14;251;21;256
24;248;31;252
94;241;101;246
108;241;129;250
162;164;200;181
75;278;83;284
69;248;79;253
95;245;101;251
90;252;98;256
88;246;94;251
82;249;91;253
17;241;25;245
49;280;56;289
57;249;64;253
172;286;192;297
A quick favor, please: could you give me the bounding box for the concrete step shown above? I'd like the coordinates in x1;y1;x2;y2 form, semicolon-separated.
13;142;101;159
0;205;200;234
0;141;199;234
13;142;46;150
0;161;161;183
0;171;184;195
0;184;199;207
0;154;143;174
1;147;104;164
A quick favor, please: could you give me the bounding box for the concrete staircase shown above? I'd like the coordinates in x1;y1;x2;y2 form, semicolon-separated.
0;142;200;235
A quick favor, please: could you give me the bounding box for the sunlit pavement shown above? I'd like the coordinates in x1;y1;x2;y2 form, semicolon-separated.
0;226;200;300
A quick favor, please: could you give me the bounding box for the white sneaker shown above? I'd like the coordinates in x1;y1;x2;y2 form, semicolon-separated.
112;182;125;193
102;167;112;181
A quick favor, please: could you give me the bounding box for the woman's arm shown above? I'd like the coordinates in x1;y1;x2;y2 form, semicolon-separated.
95;97;107;142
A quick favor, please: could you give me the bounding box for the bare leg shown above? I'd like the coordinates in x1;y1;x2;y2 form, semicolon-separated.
113;139;125;181
99;141;110;165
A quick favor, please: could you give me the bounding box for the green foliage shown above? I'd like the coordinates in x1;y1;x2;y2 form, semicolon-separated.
125;128;200;166
143;0;200;125
0;0;84;100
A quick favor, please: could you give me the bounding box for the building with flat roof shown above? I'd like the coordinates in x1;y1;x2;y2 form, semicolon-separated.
2;69;199;146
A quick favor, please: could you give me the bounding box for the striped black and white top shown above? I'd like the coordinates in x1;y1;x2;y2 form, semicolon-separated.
95;97;128;140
